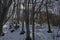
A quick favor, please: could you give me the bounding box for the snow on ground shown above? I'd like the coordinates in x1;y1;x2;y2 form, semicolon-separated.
0;23;60;40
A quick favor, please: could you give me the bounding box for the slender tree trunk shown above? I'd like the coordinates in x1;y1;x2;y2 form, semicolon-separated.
45;0;52;33
20;9;25;34
39;12;42;26
20;16;25;34
32;3;35;40
16;0;20;24
32;0;36;40
22;9;25;33
22;20;24;31
24;0;31;40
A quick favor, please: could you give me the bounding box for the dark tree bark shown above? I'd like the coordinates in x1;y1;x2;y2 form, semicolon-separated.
0;0;12;36
0;0;5;36
31;0;36;40
39;12;42;26
45;0;52;33
16;0;20;24
20;9;25;34
24;0;31;40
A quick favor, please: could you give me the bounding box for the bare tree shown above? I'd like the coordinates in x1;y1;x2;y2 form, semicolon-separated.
16;0;20;24
38;0;44;26
0;0;12;36
31;0;36;40
0;0;4;36
34;0;44;26
20;3;25;34
24;0;31;40
45;0;52;33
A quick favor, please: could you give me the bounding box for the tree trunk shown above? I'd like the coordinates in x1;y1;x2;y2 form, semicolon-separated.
45;0;52;33
32;0;36;40
32;5;35;40
0;0;4;36
24;0;31;40
0;0;12;35
20;10;25;34
16;0;20;24
39;12;42;26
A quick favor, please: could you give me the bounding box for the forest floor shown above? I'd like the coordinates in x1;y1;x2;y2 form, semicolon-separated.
0;23;60;40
